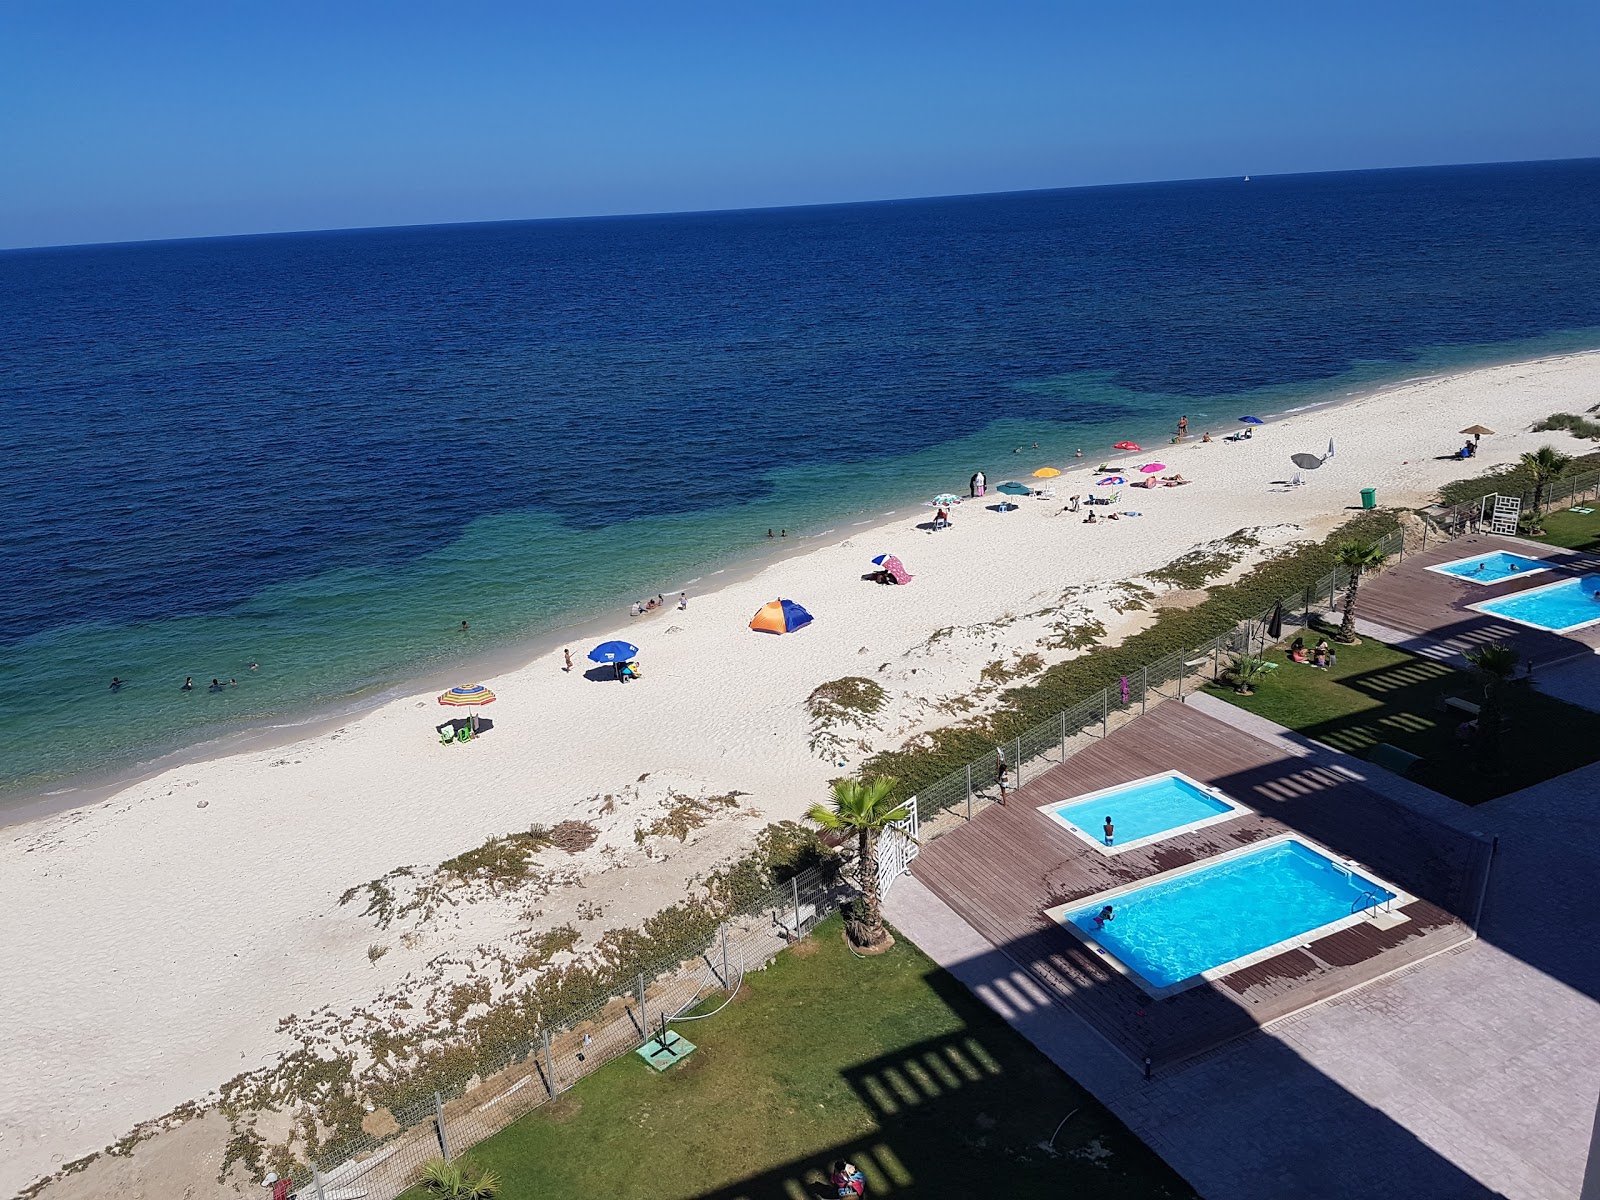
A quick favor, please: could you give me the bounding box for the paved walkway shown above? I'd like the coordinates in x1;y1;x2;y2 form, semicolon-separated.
887;700;1600;1199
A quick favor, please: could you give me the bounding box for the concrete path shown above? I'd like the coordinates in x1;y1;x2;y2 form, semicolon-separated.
886;703;1600;1199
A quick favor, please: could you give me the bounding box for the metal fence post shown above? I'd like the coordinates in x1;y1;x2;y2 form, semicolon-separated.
965;762;972;820
721;923;730;990
1013;735;1022;785
1101;688;1109;737
434;1090;450;1161
792;875;801;937
1060;710;1067;759
310;1162;328;1200
1141;665;1148;713
638;972;647;1033
543;1029;558;1095
1177;654;1184;700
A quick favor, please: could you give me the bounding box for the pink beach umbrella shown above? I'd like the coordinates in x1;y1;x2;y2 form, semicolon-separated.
1138;463;1166;474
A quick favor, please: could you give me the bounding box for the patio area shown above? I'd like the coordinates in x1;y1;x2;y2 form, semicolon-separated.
908;701;1486;1067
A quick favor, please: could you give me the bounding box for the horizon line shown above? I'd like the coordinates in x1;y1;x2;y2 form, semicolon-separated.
5;155;1596;256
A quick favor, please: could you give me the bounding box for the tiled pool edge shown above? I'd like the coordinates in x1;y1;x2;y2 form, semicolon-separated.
1043;833;1418;1000
1035;769;1252;856
1424;551;1555;585
1468;575;1600;634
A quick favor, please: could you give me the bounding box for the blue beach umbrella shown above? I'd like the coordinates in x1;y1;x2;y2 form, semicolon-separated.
1096;476;1126;486
870;554;895;565
1239;415;1264;425
588;640;639;664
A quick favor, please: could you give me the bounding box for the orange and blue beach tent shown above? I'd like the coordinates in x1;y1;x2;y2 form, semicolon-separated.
749;598;813;634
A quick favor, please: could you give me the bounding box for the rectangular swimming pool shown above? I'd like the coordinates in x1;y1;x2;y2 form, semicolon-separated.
1471;574;1600;633
1045;836;1410;997
1427;550;1551;584
1039;771;1249;854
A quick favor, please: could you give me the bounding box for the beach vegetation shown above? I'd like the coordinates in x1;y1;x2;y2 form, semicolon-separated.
1331;539;1388;643
391;914;1194;1200
634;790;742;842
1463;642;1520;766
1146;528;1261;590
367;943;390;964
806;675;888;756
860;511;1400;801
1436;448;1600;507
806;777;908;951
980;652;1044;684
419;1157;500;1199
1520;445;1575;525
1532;412;1600;440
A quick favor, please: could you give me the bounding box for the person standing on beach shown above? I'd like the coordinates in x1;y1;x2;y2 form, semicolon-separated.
678;592;687;610
563;648;573;672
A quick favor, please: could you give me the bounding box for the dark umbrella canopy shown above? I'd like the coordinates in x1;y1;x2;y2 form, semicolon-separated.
996;481;1033;496
1290;453;1324;470
1267;600;1284;641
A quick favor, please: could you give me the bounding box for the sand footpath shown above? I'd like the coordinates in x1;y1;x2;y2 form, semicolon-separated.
4;350;1598;1196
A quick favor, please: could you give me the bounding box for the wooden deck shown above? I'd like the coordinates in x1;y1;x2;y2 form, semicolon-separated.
910;701;1485;1067
1355;534;1600;667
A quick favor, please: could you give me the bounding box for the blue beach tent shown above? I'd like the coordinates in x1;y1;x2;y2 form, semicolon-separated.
749;598;814;634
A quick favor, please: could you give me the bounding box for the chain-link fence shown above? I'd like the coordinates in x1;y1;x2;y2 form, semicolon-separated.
1431;468;1600;536
279;866;847;1200
907;527;1417;837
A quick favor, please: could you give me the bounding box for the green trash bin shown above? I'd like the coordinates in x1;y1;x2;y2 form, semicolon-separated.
1360;487;1377;510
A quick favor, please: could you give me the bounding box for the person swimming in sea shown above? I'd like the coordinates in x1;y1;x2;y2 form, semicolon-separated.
182;677;193;691
110;677;124;690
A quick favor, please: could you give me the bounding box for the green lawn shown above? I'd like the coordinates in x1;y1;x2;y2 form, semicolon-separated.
402;916;1193;1200
1204;635;1600;805
1527;504;1600;552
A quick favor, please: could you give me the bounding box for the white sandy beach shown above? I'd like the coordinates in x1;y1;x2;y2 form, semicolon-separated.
4;350;1599;1197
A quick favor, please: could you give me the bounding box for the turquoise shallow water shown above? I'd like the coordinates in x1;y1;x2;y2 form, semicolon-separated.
1050;774;1233;844
6;161;1600;804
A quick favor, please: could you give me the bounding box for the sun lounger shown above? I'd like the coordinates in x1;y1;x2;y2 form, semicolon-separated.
456;725;472;742
439;727;454;745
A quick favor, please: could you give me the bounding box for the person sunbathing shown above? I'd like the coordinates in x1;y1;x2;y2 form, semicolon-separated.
1132;476;1158;489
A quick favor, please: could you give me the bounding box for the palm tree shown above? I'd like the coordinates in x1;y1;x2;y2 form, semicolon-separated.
1520;445;1573;527
1333;540;1389;643
1463;642;1520;763
419;1158;500;1200
807;777;909;950
1224;654;1272;695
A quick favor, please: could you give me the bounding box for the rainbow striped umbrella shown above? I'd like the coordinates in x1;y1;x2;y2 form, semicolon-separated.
438;684;495;733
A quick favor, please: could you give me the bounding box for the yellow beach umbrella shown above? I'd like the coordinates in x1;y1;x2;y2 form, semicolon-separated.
1031;466;1062;478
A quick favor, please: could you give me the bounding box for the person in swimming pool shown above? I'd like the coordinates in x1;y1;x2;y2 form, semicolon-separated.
1103;816;1115;846
1092;905;1115;929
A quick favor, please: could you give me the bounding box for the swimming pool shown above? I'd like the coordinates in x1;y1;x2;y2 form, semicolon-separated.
1039;771;1249;854
1427;550;1551;584
1045;836;1410;997
1471;574;1600;633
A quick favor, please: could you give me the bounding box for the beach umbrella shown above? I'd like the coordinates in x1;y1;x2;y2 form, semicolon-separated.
438;684;495;733
997;481;1033;495
1031;466;1062;478
1291;453;1324;470
1266;601;1284;642
1461;425;1494;441
1239;416;1264;425
588;640;639;664
1138;463;1166;474
1097;476;1126;486
871;554;912;584
931;493;963;507
1113;441;1141;451
750;598;813;634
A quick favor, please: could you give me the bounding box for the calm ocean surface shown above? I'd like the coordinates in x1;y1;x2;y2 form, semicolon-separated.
4;159;1600;802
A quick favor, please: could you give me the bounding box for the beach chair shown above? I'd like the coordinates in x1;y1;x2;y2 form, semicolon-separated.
456;725;472;743
439;727;454;745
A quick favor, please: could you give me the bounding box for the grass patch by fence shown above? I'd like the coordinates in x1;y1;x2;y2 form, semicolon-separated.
862;510;1401;800
397;914;1195;1200
1203;636;1600;805
1436;449;1600;508
1525;505;1600;552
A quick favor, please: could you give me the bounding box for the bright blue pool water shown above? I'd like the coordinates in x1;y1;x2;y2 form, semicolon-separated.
1049;774;1234;845
1474;575;1600;632
1432;551;1549;582
1064;840;1396;990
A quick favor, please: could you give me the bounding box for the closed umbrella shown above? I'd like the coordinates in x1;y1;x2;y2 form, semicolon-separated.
1266;601;1284;642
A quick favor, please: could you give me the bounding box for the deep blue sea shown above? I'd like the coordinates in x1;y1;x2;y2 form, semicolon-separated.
4;159;1600;802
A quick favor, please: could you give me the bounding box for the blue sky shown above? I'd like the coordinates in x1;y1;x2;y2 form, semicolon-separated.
3;0;1598;248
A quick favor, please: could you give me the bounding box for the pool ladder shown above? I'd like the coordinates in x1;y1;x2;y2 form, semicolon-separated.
1351;889;1389;918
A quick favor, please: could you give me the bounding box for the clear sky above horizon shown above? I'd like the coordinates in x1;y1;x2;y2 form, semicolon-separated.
3;0;1598;249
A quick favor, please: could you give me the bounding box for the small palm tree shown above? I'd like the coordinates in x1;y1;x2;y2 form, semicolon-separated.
1520;445;1573;526
1333;539;1389;643
807;777;909;950
1224;654;1272;695
419;1158;499;1200
1463;642;1520;763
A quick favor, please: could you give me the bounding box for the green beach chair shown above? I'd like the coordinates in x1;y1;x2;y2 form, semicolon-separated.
439;727;454;745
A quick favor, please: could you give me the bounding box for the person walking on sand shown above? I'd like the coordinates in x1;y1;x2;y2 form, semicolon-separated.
678;591;687;610
1103;816;1115;846
563;648;573;673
